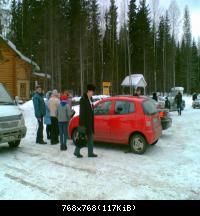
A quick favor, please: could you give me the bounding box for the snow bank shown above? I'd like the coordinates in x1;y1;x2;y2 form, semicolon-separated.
4;95;198;200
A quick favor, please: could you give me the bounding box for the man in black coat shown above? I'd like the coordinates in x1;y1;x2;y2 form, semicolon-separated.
175;91;183;116
74;84;98;158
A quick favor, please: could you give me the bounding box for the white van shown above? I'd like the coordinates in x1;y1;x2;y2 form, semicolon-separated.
0;83;27;147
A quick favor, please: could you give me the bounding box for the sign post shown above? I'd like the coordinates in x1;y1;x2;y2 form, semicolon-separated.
103;82;111;95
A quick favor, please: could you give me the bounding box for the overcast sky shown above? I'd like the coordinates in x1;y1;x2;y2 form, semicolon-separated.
99;0;200;40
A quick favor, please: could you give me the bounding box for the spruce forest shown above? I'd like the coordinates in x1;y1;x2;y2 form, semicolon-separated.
2;0;200;95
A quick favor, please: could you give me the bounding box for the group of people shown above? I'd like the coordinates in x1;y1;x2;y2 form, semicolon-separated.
152;91;183;116
32;84;98;158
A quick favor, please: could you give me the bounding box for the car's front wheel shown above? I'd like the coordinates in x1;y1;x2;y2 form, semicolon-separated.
129;134;147;154
72;128;79;145
8;140;21;148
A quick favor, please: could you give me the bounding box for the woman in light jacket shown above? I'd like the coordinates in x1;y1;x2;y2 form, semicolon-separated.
44;91;52;140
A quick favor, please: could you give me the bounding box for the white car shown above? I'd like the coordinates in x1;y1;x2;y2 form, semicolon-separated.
192;97;200;109
0;83;27;147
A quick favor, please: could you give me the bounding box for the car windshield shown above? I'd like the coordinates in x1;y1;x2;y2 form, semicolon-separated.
0;84;14;104
143;100;158;115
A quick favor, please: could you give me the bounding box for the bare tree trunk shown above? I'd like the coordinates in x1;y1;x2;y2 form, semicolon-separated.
143;48;146;78
80;24;84;96
101;38;104;93
92;35;95;84
163;31;166;94
50;3;54;89
150;0;160;92
153;23;157;92
127;28;132;95
169;1;181;88
116;47;119;94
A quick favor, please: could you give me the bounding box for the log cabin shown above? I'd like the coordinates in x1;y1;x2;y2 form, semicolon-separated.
0;35;50;101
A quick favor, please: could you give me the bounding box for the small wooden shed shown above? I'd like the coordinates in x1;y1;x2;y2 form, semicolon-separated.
0;35;40;100
121;74;147;95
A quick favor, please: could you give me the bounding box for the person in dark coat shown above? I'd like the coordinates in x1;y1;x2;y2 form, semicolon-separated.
133;88;141;97
152;92;158;102
192;92;198;101
175;91;183;116
74;84;98;158
32;85;47;144
165;97;171;110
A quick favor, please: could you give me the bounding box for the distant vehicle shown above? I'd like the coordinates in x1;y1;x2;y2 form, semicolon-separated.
69;96;162;154
192;96;200;109
158;109;172;130
0;83;27;148
167;87;185;111
156;96;165;109
150;98;172;130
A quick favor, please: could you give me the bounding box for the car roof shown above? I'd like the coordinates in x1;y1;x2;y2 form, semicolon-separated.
100;96;148;102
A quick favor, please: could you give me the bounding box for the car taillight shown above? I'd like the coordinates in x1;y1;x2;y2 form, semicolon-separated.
159;111;166;118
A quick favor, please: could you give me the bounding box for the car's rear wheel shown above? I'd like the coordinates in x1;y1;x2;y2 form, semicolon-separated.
72;128;79;145
129;134;147;154
152;140;158;145
8;140;21;148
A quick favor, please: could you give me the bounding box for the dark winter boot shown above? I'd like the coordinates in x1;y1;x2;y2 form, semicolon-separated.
60;145;67;151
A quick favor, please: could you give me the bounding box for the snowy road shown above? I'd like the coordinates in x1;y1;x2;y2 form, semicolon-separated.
0;97;200;200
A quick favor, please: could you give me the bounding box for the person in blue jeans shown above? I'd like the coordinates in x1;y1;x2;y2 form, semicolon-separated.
44;91;52;140
32;85;46;145
57;95;72;151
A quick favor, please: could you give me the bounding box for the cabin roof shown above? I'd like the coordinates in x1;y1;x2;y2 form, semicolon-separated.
121;74;147;88
33;72;51;79
0;35;40;71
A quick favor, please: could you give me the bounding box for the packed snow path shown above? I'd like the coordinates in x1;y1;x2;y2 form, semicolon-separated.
0;97;200;200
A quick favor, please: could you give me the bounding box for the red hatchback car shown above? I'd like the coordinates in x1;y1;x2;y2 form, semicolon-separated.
68;96;162;154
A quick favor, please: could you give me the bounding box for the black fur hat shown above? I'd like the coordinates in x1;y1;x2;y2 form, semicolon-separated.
87;84;96;91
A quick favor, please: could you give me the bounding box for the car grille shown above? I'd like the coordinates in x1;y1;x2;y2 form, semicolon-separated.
0;115;22;122
0;121;19;129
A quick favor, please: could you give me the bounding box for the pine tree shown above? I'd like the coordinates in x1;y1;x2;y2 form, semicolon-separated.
103;0;118;94
191;40;199;92
183;6;192;93
128;0;137;74
134;0;151;92
88;0;101;90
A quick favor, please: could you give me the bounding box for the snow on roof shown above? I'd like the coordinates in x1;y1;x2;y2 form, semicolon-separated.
0;35;40;71
121;74;147;88
33;72;51;79
171;87;184;91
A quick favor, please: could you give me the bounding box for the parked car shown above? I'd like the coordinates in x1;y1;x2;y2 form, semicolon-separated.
192;98;200;109
0;83;27;148
153;100;172;130
69;96;162;154
158;109;172;130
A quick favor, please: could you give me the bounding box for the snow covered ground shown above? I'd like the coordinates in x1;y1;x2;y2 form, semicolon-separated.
0;96;200;200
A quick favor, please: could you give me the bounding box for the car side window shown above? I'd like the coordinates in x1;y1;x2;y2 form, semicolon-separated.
94;101;112;115
115;101;135;115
